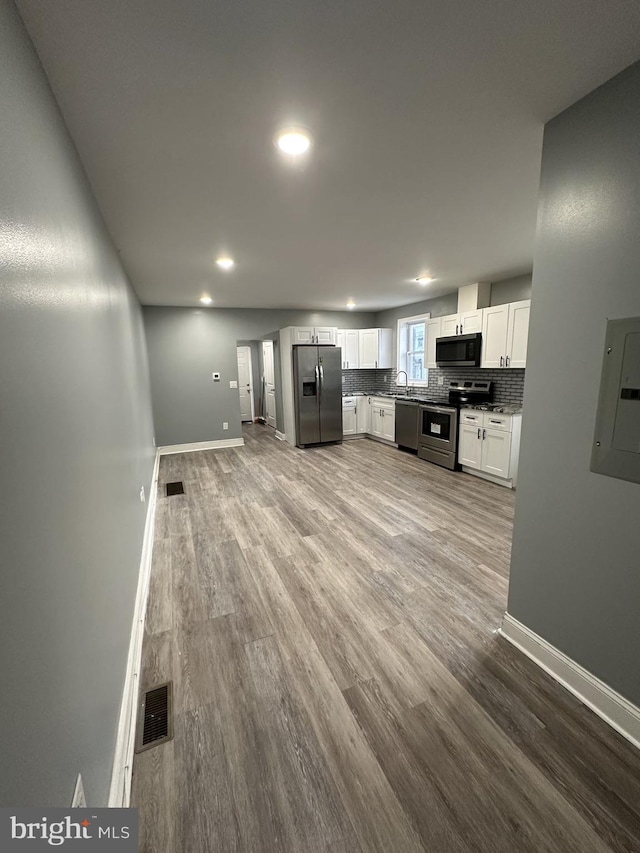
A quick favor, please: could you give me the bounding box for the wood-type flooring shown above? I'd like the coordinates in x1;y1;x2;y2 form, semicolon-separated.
132;424;640;852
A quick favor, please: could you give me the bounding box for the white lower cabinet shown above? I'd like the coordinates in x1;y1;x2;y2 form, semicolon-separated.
343;408;357;435
482;428;512;478
369;397;395;443
342;395;396;443
459;422;484;469
356;396;370;434
459;409;521;488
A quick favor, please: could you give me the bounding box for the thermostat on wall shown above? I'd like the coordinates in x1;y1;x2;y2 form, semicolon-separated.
591;316;640;484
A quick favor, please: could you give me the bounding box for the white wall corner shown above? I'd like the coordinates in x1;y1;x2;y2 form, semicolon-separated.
500;613;640;752
108;447;160;807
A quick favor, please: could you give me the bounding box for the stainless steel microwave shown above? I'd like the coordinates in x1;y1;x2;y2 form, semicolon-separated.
435;332;482;367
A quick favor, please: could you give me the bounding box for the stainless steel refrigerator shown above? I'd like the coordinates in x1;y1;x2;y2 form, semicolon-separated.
293;345;343;447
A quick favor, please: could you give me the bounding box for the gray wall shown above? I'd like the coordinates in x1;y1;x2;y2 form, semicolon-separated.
490;273;532;306
507;62;640;705
0;0;155;806
374;274;533;340
144;307;376;445
374;292;459;328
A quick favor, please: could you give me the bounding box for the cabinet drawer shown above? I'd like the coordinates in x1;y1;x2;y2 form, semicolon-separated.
342;396;357;409
483;414;512;432
370;397;395;410
460;410;482;426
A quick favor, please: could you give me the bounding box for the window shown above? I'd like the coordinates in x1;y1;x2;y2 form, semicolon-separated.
397;313;429;386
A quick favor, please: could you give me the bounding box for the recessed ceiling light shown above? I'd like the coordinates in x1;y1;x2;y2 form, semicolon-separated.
200;295;213;305
216;257;235;270
416;275;434;285
275;127;312;156
347;300;356;310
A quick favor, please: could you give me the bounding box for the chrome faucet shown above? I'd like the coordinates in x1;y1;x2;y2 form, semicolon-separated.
395;370;409;394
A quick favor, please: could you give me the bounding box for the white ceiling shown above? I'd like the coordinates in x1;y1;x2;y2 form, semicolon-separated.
16;0;640;311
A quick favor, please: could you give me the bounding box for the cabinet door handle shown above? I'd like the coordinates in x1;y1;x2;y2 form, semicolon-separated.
500;355;504;368
375;360;378;368
456;324;459;335
482;429;486;440
460;324;463;334
506;355;510;367
477;428;481;439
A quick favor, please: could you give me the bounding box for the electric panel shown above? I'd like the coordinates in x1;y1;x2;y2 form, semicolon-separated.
591;316;640;484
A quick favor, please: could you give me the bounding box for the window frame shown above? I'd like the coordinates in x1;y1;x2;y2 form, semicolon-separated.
396;312;430;387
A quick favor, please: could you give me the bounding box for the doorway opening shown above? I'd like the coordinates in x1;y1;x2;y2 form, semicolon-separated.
235;339;278;430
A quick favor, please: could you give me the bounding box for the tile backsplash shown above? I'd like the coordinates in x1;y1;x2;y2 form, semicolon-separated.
342;367;525;405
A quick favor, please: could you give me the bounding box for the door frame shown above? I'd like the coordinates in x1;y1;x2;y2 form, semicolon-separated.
262;340;277;429
236;345;255;423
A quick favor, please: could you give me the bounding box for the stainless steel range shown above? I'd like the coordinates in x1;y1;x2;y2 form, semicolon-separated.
417;381;492;470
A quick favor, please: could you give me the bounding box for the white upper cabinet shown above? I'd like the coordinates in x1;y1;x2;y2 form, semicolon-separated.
359;328;393;369
336;329;359;368
292;326;336;345
440;314;460;337
425;317;442;369
459;309;483;334
505;300;530;368
439;311;484;337
344;329;359;369
481;305;510;368
481;300;530;369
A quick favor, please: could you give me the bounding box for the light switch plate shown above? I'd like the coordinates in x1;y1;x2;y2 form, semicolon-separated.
230;380;238;389
212;372;220;381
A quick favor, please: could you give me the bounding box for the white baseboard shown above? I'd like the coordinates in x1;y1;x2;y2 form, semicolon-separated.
108;448;160;807
158;437;244;455
275;430;286;441
500;613;640;751
461;466;514;489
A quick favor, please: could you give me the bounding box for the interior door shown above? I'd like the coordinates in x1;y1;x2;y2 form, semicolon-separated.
262;340;277;428
236;346;254;422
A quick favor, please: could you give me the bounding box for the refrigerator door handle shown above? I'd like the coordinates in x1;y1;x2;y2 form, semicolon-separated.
319;364;324;403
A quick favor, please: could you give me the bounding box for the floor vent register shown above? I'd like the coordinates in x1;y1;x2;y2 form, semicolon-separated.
135;682;174;753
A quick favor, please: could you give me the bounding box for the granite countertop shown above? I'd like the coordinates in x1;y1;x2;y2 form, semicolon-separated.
342;391;442;403
464;403;523;414
341;392;522;413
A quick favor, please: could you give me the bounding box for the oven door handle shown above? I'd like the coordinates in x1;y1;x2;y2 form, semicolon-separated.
420;405;454;415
